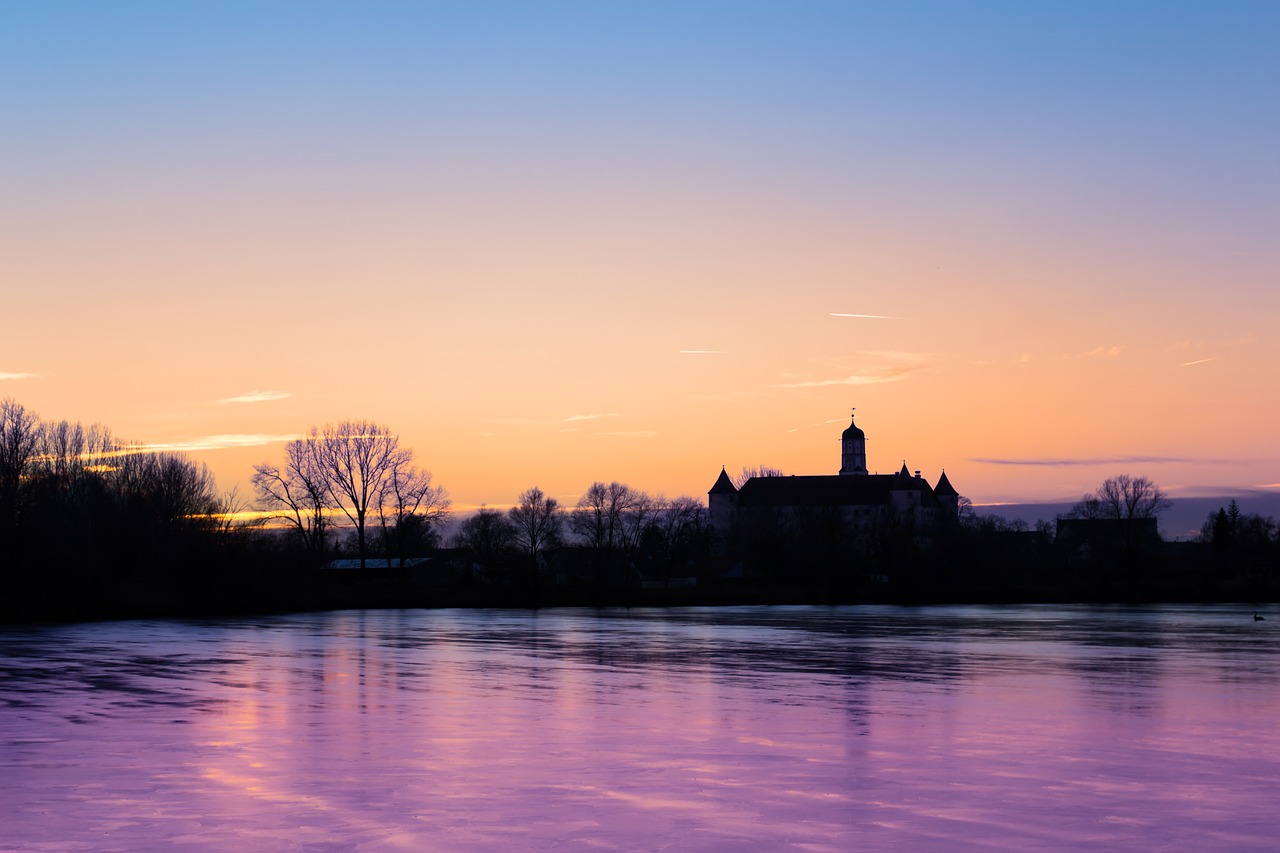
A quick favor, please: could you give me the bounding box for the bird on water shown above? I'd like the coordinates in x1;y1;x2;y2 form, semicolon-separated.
1255;612;1265;621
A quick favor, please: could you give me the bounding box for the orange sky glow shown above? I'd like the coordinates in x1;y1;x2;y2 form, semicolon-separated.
3;2;1277;513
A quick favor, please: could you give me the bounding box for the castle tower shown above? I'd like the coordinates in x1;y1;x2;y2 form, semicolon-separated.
839;409;868;476
934;470;959;519
707;466;739;554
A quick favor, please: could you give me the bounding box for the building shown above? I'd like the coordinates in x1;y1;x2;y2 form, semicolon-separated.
708;411;959;545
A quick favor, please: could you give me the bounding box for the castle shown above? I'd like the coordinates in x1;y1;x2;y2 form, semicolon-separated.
708;411;959;543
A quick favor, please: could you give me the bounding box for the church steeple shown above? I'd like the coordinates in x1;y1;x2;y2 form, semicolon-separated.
839;408;868;476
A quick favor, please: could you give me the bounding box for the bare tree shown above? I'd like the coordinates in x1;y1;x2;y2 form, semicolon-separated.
313;421;402;568
571;481;636;551
655;495;707;554
256;421;447;569
0;399;43;561
456;507;518;563
375;455;450;567
251;437;332;558
732;465;785;489
618;489;660;555
1072;474;1172;521
646;495;707;587
509;487;562;567
0;399;42;523
111;449;219;526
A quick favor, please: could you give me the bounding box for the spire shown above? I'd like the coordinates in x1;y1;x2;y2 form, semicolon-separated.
935;470;958;497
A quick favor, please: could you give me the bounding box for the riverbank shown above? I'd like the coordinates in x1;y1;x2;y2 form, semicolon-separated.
4;566;1275;625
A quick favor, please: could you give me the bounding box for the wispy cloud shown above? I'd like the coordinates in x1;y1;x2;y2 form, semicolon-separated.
974;352;1033;366
829;313;905;320
788;418;846;433
134;433;302;453
1180;357;1219;367
778;374;906;389
564;413;619;422
0;372;37;381
778;364;923;389
970;455;1233;467
1074;345;1125;359
217;390;291;405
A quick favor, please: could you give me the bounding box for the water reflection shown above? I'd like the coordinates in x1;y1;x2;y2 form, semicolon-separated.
2;605;1278;850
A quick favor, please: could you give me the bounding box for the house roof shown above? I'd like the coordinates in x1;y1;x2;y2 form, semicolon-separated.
934;470;958;497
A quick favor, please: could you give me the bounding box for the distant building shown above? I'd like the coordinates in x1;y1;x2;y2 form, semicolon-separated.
708;410;959;545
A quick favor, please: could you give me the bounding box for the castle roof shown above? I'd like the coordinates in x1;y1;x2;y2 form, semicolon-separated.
841;413;865;441
736;473;942;510
708;466;738;495
934;470;958;497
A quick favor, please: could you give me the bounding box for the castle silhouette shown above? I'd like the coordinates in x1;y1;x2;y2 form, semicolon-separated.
708;410;959;543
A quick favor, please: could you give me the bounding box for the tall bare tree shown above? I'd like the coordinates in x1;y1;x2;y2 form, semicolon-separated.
312;421;402;568
0;398;42;557
455;507;518;568
1072;474;1172;521
509;487;562;567
375;455;450;567
255;421;446;568
251;437;333;558
571;481;636;552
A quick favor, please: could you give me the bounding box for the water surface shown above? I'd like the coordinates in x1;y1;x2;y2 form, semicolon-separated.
2;605;1277;850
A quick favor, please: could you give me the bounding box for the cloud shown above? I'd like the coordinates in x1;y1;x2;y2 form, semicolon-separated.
1075;345;1125;359
134;433;302;453
778;365;923;389
969;455;1233;467
217;390;291;405
788;418;847;433
1179;357;1219;367
0;372;37;381
973;353;1032;366
564;413;619;422
829;313;904;320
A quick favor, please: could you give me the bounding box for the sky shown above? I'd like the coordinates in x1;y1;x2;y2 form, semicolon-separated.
3;1;1277;512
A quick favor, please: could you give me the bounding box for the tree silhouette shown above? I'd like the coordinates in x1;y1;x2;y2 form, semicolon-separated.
1069;476;1169;522
0;398;42;560
251;438;333;559
509;487;562;570
254;420;446;569
375;456;450;567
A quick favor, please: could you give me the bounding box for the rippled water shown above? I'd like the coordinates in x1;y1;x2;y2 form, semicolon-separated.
2;605;1277;851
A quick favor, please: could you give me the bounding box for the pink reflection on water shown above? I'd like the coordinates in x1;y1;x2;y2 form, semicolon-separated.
2;606;1279;850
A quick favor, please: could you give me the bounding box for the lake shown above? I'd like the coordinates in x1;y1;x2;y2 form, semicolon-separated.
2;605;1277;851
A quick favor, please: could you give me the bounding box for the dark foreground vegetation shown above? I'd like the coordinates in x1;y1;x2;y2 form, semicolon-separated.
2;399;1276;623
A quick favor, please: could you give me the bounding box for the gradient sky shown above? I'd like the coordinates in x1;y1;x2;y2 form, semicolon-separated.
3;1;1277;511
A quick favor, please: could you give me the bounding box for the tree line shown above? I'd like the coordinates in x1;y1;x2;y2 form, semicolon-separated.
1;398;235;617
3;396;1276;619
0;398;713;617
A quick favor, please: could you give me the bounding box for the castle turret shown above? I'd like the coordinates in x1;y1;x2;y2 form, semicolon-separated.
934;470;959;519
711;466;742;550
839;409;868;476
